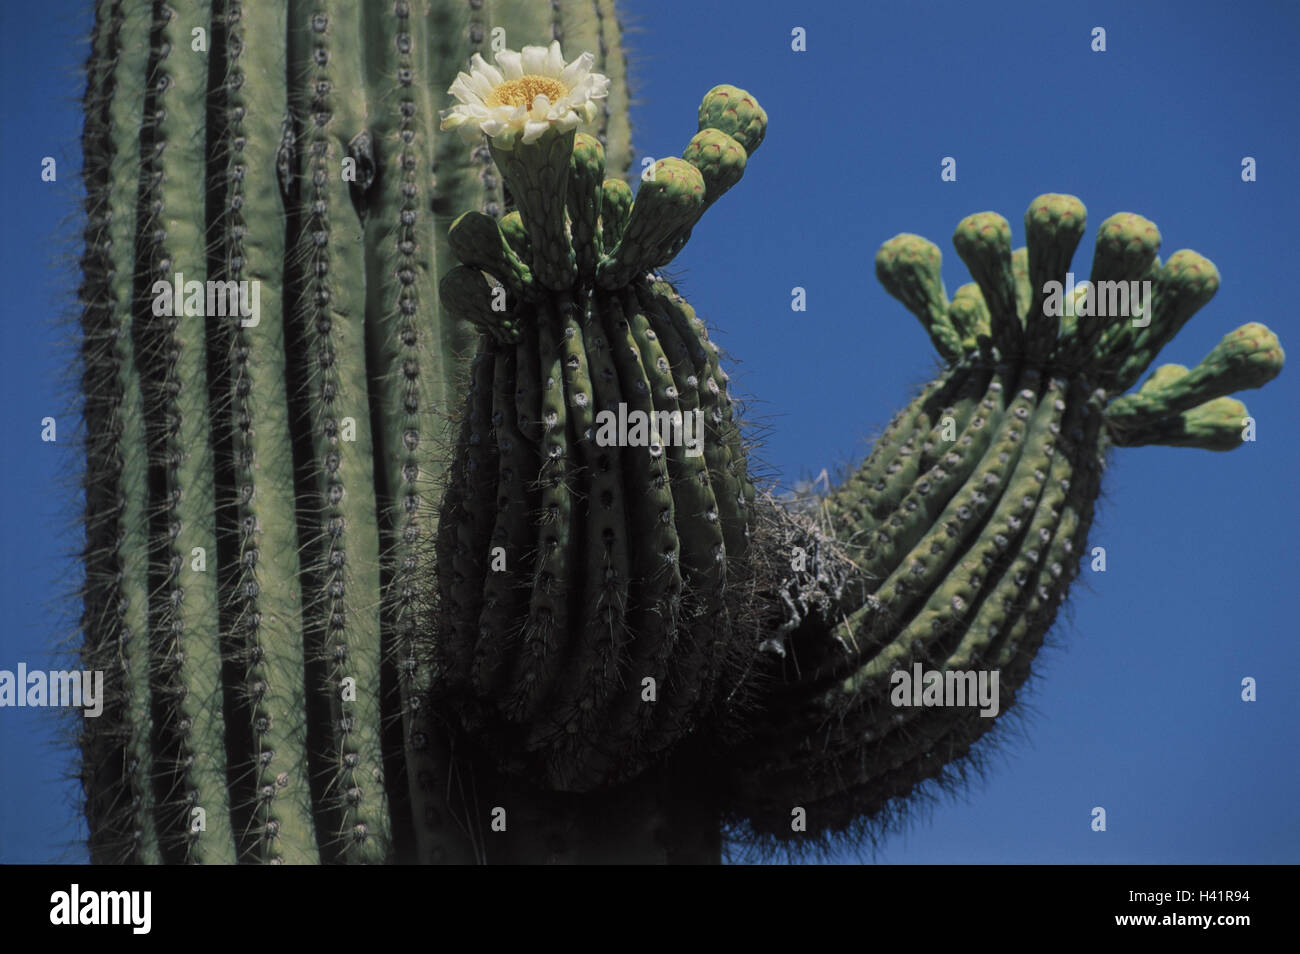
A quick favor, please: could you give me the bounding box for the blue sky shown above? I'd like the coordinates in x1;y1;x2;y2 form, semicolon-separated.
1;0;1297;863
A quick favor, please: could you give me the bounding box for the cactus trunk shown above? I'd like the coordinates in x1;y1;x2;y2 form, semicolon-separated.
76;0;645;864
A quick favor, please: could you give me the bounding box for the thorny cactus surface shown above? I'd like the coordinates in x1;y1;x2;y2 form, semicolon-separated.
75;0;633;864
434;73;764;793
75;0;1284;864
724;197;1284;844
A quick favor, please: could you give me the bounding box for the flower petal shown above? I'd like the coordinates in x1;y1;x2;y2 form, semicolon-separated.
469;52;505;88
559;51;594;89
569;73;609;102
495;49;523;80
521;119;551;144
521;44;548;75
447;72;478;104
467;71;498;101
544;40;566;76
452;79;484;107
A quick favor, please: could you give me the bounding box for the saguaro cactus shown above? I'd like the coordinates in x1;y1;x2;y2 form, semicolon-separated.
76;1;1283;864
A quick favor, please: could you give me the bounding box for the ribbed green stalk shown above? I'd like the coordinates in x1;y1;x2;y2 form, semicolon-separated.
599;287;684;741
223;0;316;866
285;0;392;864
438;351;499;699
359;0;455;864
821;370;961;541
79;0;640;865
639;287;729;743
135;0;236;864
647;283;753;559
81;0;159;864
474;348;537;699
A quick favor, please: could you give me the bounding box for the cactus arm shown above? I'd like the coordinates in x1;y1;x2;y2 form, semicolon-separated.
1060;213;1161;367
840;373;1040;669
728;192;1281;849
1110;251;1221;391
947;283;992;354
1110;396;1251;451
835;371;1010;619
600;178;634;250
850;375;1066;686
597;159;705;288
1023;195;1086;365
1107;323;1283;425
874;236;960;361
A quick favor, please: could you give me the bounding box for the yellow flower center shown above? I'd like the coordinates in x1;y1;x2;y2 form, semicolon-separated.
486;75;568;109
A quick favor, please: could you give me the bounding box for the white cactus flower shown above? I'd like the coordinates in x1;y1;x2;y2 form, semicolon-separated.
439;40;610;148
